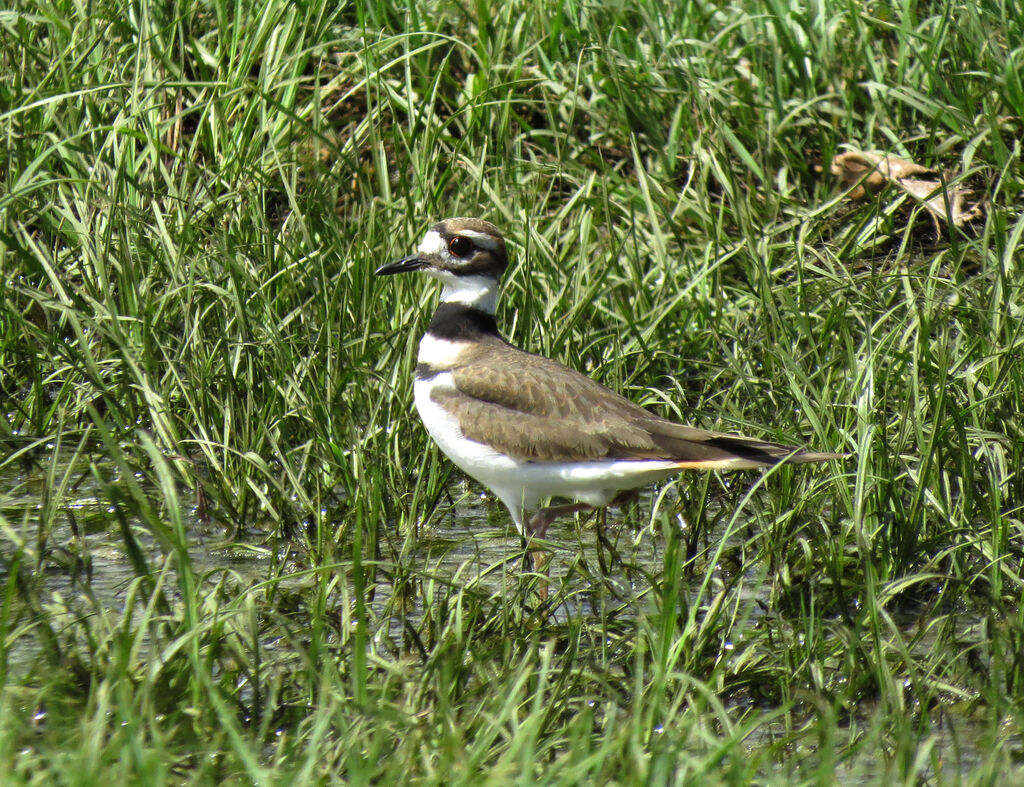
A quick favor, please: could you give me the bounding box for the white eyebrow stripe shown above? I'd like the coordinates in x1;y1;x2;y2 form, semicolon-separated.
455;229;500;250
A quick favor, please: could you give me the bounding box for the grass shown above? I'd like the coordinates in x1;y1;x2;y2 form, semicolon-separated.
2;0;1023;782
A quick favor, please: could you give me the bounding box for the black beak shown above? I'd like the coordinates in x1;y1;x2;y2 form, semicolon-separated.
375;255;427;276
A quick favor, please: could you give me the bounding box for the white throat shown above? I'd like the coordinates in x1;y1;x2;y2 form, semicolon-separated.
435;272;499;313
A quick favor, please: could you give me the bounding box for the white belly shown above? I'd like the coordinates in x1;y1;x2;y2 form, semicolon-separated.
413;373;682;519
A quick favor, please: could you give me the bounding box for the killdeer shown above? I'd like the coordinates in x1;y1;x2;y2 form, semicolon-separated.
377;218;838;547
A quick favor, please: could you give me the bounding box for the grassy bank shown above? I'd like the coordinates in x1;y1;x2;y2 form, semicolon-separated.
2;0;1022;782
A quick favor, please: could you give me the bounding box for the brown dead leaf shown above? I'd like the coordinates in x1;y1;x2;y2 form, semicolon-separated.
897;178;987;231
830;149;984;231
831;151;934;198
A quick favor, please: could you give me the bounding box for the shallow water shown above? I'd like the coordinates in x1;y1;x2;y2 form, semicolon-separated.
1;456;1015;780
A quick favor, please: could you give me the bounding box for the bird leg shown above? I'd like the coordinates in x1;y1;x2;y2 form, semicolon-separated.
608;488;640;509
525;489;640;545
522;502;593;600
522;493;642;597
527;502;594;540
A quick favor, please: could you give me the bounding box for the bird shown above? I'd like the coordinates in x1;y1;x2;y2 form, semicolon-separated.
376;217;838;552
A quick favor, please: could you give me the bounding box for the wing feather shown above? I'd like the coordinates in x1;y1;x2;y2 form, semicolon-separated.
437;344;835;465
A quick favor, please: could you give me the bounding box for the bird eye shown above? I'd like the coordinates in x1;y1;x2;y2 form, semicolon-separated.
448;236;473;257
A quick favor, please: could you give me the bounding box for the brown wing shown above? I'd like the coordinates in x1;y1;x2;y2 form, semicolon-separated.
437;343;838;465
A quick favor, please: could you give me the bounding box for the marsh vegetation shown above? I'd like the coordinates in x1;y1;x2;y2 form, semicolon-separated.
2;0;1022;782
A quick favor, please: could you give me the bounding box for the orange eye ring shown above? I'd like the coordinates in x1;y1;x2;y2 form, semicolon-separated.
448;236;473;257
